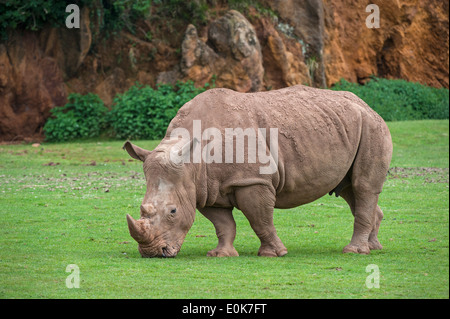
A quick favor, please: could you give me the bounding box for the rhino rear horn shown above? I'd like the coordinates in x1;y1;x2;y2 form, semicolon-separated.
126;214;148;244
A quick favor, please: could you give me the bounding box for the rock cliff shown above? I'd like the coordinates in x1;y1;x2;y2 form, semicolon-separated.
0;1;448;141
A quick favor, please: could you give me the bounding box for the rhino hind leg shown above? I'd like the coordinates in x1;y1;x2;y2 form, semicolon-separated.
368;205;384;250
199;207;239;257
339;117;392;254
235;185;288;257
340;187;383;254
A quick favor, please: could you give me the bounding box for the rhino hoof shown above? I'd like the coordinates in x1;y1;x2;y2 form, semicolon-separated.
258;247;288;257
368;240;383;250
207;247;239;257
343;243;370;255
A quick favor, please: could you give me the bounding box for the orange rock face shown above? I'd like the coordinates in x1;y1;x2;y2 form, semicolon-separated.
0;35;66;141
262;0;448;88
160;10;265;92
0;2;447;141
323;0;449;87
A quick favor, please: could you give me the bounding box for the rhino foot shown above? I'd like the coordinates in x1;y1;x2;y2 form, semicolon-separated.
368;239;383;250
342;243;370;255
207;247;239;257
258;244;288;257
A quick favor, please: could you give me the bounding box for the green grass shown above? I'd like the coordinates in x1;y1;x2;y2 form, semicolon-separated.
0;120;448;298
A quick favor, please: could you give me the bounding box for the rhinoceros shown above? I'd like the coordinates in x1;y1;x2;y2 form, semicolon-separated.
123;85;392;258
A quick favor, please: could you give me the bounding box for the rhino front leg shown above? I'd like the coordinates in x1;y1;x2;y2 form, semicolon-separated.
235;185;288;257
199;207;239;257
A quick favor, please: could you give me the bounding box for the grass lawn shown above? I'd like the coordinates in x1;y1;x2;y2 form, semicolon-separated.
0;120;448;299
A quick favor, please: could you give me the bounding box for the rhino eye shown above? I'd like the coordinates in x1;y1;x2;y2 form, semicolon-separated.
170;208;177;214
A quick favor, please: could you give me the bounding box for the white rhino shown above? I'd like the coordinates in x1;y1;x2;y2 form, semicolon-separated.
124;85;392;257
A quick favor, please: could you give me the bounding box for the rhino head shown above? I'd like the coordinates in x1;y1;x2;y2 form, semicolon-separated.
123;140;196;258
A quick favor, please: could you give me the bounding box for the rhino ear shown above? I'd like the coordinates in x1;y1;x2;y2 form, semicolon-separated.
123;141;152;162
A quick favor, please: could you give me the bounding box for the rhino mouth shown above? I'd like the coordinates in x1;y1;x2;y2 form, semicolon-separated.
162;247;176;258
138;244;179;258
161;242;182;258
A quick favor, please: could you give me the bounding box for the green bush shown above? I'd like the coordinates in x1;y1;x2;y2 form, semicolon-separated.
154;0;208;26
109;80;211;140
43;80;212;142
0;0;68;38
0;0;152;40
100;0;152;34
44;77;447;142
331;77;449;121
44;93;108;142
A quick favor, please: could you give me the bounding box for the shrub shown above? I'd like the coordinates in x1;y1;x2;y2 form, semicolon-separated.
331;77;449;121
100;0;152;34
154;0;208;26
0;0;152;40
0;0;68;39
44;93;108;142
109;80;210;140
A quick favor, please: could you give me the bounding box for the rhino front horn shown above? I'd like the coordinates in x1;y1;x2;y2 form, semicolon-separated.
126;214;147;244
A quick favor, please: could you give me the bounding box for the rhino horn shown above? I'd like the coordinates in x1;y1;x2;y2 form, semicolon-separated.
126;214;148;244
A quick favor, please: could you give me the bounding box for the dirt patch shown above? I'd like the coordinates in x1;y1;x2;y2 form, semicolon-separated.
388;167;449;183
1;170;144;195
